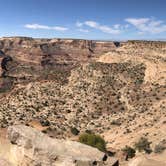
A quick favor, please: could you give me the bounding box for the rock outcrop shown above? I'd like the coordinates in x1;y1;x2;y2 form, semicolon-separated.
7;125;118;166
0;37;119;93
0;37;117;70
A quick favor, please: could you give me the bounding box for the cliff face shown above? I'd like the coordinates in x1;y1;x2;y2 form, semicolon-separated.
0;37;165;94
0;37;165;86
0;37;119;93
1;38;165;78
0;37;117;63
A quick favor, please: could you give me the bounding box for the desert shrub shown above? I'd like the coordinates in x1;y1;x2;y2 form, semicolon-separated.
122;146;136;158
70;127;80;135
135;79;143;85
134;137;152;153
85;130;93;134
154;141;166;153
79;133;106;152
0;78;14;93
40;120;50;126
110;120;121;126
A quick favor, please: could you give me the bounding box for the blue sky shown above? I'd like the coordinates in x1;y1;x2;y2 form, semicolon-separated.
0;0;166;40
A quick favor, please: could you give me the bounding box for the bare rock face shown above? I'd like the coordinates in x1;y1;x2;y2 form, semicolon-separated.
0;37;117;69
0;37;118;93
0;37;117;60
0;158;12;166
7;125;118;166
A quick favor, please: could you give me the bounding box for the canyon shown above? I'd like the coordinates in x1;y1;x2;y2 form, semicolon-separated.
0;37;165;166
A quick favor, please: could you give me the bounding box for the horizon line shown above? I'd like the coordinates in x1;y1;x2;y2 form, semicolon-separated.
0;36;166;42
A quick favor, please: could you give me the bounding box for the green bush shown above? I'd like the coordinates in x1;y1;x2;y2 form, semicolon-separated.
79;133;106;152
85;130;93;134
70;127;80;136
134;137;152;153
122;146;136;158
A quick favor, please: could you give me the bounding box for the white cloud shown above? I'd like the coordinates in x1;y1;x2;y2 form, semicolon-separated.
114;24;120;29
85;21;99;28
53;26;68;31
125;18;150;26
78;20;121;34
76;21;83;27
78;28;89;33
25;24;50;29
124;24;130;29
99;25;120;34
24;24;68;31
125;18;166;34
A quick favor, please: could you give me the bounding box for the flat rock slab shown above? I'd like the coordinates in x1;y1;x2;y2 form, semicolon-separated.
7;125;118;166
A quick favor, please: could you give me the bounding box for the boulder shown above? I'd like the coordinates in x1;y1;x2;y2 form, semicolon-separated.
7;125;118;166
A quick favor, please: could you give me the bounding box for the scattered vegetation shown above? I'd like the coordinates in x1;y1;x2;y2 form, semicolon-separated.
40;120;50;126
154;140;166;153
110;120;121;126
0;77;14;93
134;137;152;153
70;127;80;135
79;133;106;152
122;146;136;159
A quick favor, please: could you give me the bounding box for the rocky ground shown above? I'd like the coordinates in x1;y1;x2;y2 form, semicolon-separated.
0;38;165;165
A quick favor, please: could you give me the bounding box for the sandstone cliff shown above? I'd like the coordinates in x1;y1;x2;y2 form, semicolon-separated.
0;37;119;93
